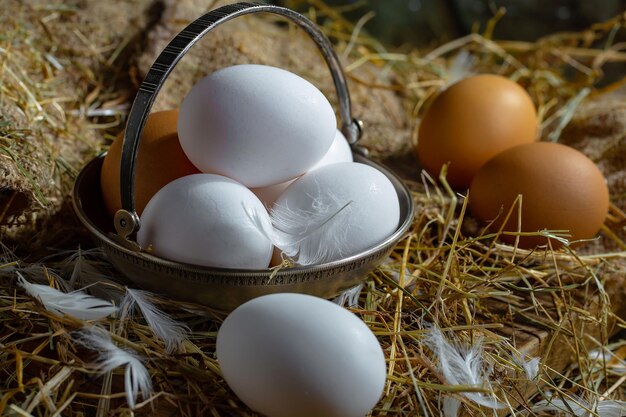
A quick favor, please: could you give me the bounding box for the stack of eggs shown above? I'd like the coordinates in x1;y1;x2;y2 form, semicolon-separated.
415;74;609;248
101;64;401;268
101;65;393;416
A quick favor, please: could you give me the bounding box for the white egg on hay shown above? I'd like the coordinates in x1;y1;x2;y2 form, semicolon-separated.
216;293;386;417
137;174;273;269
264;162;400;265
178;64;337;188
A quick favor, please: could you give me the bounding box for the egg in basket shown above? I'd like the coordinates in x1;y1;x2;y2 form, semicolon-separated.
72;2;414;311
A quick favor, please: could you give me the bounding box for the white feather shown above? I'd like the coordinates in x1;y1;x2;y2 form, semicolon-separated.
332;283;363;308
68;247;114;286
445;50;476;87
383;257;415;290
589;348;605;362
17;272;117;321
521;357;540;381
443;396;462;417
65;247;127;302
245;186;356;266
424;327;505;410
588;401;626;417
120;288;190;353
74;327;152;409
511;352;540;381
533;397;626;417
589;348;626;374
269;196;354;265
11;264;72;292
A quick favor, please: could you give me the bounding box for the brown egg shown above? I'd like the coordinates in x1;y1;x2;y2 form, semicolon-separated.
100;109;200;218
469;142;609;248
416;74;538;189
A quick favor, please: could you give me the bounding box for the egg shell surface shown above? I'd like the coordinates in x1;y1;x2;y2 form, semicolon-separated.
178;64;336;188
100;109;200;217
309;129;354;170
137;174;273;268
274;162;400;264
416;74;538;189
252;129;353;206
469;142;609;248
216;293;386;417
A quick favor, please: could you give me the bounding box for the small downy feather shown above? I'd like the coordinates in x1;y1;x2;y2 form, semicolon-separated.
120;288;190;353
268;194;354;266
533;396;626;417
67;247;127;303
444;50;476;87
511;351;540;381
443;396;462;417
12;264;72;292
383;257;415;291
520;357;540;381
332;283;363;308
424;326;505;416
74;327;152;409
17;272;117;321
589;348;626;374
68;247;118;286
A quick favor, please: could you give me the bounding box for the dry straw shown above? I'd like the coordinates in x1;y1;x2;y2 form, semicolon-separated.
1;2;626;416
0;0;138;248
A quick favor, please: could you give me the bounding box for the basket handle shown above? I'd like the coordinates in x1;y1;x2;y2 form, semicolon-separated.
115;2;362;247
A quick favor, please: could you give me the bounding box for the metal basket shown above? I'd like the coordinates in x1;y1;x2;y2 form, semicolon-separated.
72;2;414;311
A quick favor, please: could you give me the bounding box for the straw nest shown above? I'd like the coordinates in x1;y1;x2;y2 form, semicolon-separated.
1;1;625;416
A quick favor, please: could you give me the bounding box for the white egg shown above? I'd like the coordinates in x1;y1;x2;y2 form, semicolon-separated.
273;162;400;264
216;293;386;417
250;178;293;209
178;64;336;188
309;128;353;170
137;174;272;269
252;129;353;206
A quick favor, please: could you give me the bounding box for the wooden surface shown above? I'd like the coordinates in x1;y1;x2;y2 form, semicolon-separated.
487;262;626;413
